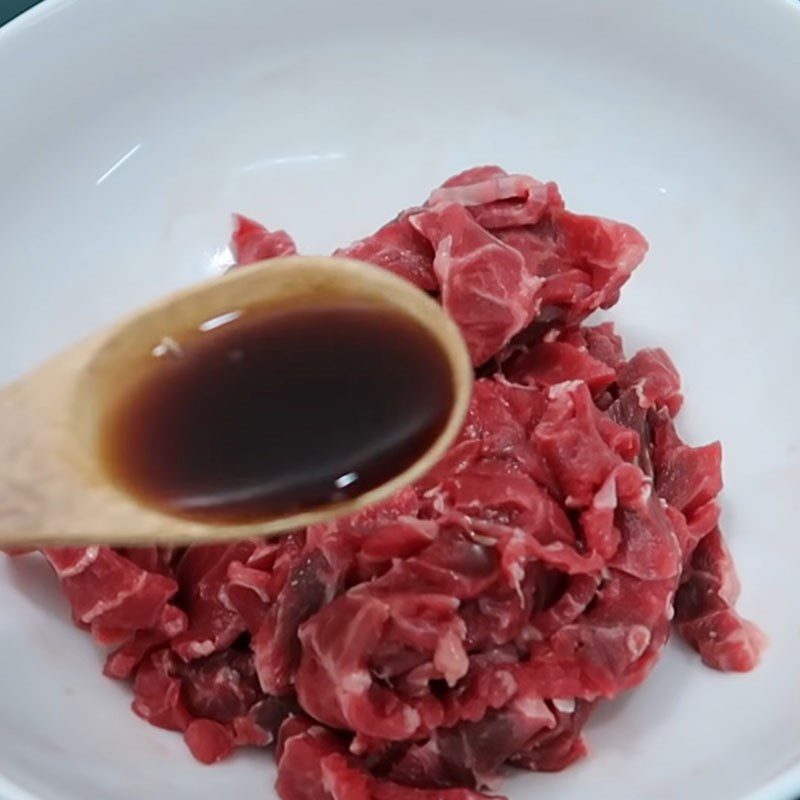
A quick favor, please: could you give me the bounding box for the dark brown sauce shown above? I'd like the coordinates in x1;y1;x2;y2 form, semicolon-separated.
100;302;454;523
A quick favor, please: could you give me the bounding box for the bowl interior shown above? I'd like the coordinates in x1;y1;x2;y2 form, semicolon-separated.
1;1;799;799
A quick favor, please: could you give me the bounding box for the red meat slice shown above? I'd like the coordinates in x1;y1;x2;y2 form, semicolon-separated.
132;645;295;764
511;571;676;702
617;348;683;417
391;698;557;789
373;785;490;800
117;545;177;576
230;214;297;264
43;547;177;642
410;203;541;366
171;542;256;661
529;574;602;638
43;546;100;578
505;340;617;394
533;381;638;507
184;719;234;765
276;718;494;800
253;549;338;694
609;495;682;582
132;649;192;732
223;532;306;634
104;604;187;679
496;209;647;325
511;700;593;772
296;589;458;740
674;528;765;672
428;165;564;229
580;323;626;371
335;215;437;291
652;412;722;517
178;650;262;723
234;695;298;748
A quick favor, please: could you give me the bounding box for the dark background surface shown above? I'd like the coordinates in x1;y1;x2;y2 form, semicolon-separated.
0;0;38;26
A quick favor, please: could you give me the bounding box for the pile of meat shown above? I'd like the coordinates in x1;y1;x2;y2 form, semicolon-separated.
30;167;764;799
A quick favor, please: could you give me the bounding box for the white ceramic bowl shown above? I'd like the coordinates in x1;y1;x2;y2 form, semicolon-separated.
1;1;799;799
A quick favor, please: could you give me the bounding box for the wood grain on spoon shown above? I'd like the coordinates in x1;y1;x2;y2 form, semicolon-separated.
0;256;472;548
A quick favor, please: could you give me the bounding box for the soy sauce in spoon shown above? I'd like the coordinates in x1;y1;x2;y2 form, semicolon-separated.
100;301;455;524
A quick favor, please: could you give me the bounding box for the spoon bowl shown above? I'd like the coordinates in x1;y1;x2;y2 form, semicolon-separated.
0;256;472;548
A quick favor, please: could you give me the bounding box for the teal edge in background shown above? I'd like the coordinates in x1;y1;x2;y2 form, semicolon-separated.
0;0;40;26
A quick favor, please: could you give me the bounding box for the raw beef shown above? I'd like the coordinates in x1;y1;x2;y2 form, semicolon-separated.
230;214;297;264
10;166;763;800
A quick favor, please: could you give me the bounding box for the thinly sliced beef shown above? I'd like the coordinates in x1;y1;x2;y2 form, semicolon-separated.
17;166;761;800
178;650;262;724
104;604;187;679
617;348;683;417
674;528;765;672
335;214;437;291
254;549;339;694
231;214;297;264
428;165;564;229
43;547;177;643
505;340;617;395
132;649;192;732
496;210;647;325
276;718;493;800
171;542;256;661
511;700;594;772
391;698;557;789
410;202;540;366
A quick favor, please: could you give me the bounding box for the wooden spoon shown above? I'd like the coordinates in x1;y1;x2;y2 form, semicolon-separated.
0;256;472;548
